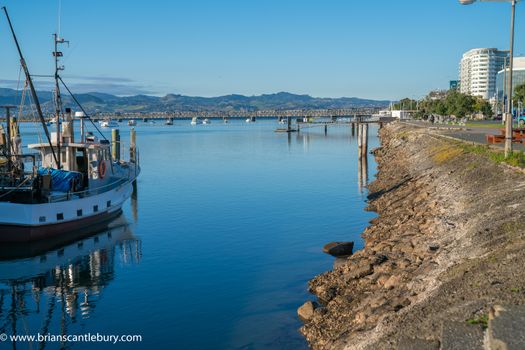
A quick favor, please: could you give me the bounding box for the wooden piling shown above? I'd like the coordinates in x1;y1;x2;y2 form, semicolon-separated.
352;122;355;136
357;124;363;158
362;123;368;157
130;128;136;163
324;124;328;135
112;129;120;161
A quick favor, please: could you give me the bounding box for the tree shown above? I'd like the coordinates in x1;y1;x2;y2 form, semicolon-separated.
514;83;525;107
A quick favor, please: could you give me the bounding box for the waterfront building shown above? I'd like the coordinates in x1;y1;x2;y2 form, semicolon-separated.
459;48;508;100
496;57;525;102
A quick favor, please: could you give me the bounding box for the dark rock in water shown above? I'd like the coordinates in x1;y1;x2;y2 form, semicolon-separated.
297;301;318;322
323;241;354;258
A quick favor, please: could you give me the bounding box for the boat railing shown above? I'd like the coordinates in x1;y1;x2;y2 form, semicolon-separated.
48;173;137;203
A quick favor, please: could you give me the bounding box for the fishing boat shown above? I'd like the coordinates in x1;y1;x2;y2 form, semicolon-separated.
165;118;174;125
190;117;199;125
0;7;140;243
128;119;137;126
99;118;119;128
203;118;210;124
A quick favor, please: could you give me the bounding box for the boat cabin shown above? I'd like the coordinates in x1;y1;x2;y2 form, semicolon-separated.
29;135;113;192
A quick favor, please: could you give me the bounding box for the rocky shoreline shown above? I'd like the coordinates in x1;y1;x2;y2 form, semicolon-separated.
300;122;525;349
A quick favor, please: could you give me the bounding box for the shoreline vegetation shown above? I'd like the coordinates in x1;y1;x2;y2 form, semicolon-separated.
299;122;525;349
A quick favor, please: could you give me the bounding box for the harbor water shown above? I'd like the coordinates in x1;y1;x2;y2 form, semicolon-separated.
0;119;379;349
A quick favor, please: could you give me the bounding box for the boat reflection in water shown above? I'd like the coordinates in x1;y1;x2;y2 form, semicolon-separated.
0;216;141;345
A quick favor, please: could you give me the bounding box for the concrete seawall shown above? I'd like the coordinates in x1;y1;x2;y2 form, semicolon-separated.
300;122;525;349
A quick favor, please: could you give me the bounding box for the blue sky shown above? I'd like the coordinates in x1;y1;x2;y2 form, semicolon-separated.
0;0;524;100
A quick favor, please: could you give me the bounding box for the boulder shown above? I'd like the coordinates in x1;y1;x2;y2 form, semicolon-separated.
297;301;317;322
323;241;354;258
350;263;374;279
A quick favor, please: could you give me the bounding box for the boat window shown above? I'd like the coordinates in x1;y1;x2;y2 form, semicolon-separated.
93;205;98;213
107;200;111;208
39;216;46;223
77;209;83;217
57;213;64;221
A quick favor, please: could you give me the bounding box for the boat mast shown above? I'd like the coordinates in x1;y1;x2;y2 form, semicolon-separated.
53;33;68;169
1;7;59;166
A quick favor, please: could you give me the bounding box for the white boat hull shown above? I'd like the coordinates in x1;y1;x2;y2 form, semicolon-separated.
0;180;133;242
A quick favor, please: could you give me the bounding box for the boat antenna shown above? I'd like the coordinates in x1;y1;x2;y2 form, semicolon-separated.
53;33;68;169
58;76;108;141
2;6;59;166
57;0;61;37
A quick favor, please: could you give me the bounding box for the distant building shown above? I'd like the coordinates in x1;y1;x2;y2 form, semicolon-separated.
459;48;508;100
496;57;525;101
391;110;411;119
449;80;460;90
428;90;448;101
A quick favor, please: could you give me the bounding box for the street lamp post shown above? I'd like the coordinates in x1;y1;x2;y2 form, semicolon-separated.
460;0;517;158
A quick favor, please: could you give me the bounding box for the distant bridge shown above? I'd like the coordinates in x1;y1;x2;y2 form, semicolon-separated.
99;107;384;119
4;107;387;122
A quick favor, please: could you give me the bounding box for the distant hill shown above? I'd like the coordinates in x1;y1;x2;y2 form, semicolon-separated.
0;88;390;114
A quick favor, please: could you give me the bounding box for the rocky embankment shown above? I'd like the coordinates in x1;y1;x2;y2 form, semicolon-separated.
300;122;525;349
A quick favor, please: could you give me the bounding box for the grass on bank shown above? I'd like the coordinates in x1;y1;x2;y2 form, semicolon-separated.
432;142;525;168
461;144;525;168
466;314;489;329
465;122;503;129
465;121;524;129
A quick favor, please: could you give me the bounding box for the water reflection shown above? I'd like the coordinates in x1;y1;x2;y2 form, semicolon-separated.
0;217;141;347
132;181;139;222
358;148;369;193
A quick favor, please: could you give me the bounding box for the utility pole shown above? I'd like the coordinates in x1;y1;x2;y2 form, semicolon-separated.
505;0;516;157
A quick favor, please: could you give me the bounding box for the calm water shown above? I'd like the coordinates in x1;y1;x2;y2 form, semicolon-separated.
0;119;378;350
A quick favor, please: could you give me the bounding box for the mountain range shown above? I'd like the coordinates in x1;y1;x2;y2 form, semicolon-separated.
0;88;390;114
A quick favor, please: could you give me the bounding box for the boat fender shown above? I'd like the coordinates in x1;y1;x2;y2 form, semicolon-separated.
98;161;107;179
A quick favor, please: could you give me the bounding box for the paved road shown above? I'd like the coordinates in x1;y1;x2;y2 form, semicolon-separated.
403;120;525;152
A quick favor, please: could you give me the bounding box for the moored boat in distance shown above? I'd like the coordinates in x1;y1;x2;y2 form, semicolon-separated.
203;118;210;124
128;119;137;126
99;118;119;128
0;7;140;243
190;117;199;125
165;118;174;125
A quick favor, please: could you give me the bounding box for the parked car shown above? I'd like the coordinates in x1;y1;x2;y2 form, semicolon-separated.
518;114;525;126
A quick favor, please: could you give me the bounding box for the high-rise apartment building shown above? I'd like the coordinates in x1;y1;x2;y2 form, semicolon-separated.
459;48;508;100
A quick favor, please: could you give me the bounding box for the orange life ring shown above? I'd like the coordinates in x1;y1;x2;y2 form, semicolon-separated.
98;161;107;179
